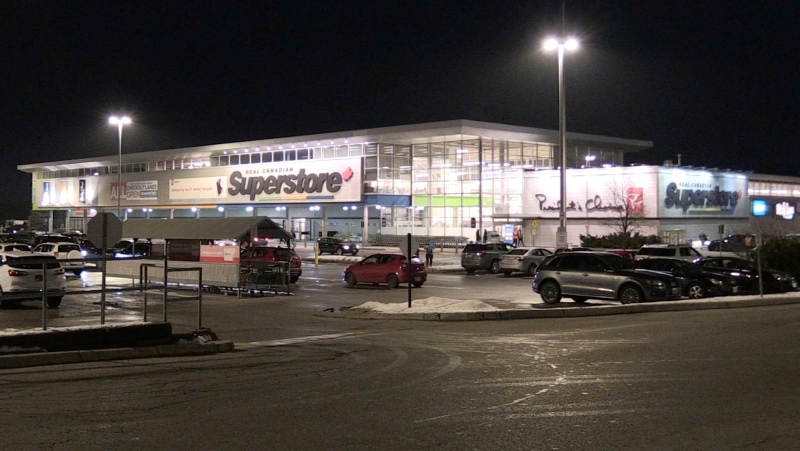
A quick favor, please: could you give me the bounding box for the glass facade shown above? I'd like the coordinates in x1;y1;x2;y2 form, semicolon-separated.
25;121;643;239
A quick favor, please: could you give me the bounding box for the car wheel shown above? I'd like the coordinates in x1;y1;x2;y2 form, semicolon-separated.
686;282;706;299
290;275;300;284
572;297;588;303
47;296;63;308
502;271;513;276
539;281;562;304
345;272;357;287
337;248;345;255
489;260;501;274
387;274;399;289
412;281;424;288
527;264;537;277
619;285;644;304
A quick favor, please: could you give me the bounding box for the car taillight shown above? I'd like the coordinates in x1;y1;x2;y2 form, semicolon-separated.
54;252;59;258
516;257;525;261
8;269;28;276
476;252;484;257
54;268;65;275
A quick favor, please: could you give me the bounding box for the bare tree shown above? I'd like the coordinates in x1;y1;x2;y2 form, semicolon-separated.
599;177;649;235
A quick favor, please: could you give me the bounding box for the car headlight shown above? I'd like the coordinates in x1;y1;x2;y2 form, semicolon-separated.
772;273;784;281
81;250;88;256
342;245;350;250
708;278;723;285
645;279;665;287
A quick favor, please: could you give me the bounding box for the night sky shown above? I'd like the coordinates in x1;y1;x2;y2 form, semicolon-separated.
1;1;797;220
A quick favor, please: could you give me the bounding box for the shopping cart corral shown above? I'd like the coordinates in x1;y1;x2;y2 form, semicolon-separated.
237;261;291;297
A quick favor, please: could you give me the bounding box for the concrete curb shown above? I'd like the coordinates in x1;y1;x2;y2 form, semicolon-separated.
0;340;235;370
314;295;800;321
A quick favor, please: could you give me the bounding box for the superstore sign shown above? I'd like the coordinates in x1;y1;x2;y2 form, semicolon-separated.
168;158;362;203
657;169;747;217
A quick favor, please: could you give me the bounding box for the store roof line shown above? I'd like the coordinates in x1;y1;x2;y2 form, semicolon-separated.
18;119;652;173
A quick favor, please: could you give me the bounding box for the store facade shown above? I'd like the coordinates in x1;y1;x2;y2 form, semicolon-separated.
18;120;653;245
517;165;752;246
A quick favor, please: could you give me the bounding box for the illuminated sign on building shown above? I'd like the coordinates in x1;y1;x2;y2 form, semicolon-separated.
776;201;795;220
751;199;769;217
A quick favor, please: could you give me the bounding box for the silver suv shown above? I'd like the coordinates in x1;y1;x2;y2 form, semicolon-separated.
461;242;510;274
532;252;681;304
636;244;703;262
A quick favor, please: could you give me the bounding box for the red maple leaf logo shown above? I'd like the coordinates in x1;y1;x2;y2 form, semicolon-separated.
342;167;354;181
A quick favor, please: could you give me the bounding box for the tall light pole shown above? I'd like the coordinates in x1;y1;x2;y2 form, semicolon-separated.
108;115;132;219
543;37;578;248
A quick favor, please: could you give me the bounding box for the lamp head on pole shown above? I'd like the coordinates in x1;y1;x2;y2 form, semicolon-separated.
542;37;579;52
108;115;132;126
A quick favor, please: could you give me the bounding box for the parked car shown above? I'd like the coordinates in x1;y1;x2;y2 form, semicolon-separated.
554;246;593;254
695;257;797;294
633;257;738;298
32;234;77;247
342;253;427;289
76;238;104;261
636;244;703;262
240;246;302;283
499;247;553;276
461;242;510;274
532;251;682;304
31;242;85;276
0;251;66;307
0;243;32;252
317;237;360;255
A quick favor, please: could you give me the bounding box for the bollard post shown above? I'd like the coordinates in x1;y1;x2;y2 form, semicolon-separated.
198;267;203;330
40;260;48;331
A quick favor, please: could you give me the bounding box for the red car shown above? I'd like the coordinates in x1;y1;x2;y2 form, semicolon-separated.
240;246;302;283
342;253;427;289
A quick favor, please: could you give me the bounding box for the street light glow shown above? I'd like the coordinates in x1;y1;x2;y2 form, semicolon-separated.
108;115;132;126
564;38;579;51
543;38;558;51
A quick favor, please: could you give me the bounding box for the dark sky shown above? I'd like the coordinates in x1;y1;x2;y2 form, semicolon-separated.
1;1;798;220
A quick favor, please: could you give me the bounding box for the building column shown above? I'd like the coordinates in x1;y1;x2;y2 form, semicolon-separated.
362;206;369;244
321;206;328;238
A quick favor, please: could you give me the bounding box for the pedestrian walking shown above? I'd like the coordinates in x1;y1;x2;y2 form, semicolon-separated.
512;228;519;247
483;229;488;243
517;227;525;246
476;229;481;243
425;241;435;266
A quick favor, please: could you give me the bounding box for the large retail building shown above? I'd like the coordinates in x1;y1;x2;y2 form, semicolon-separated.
17;120;800;246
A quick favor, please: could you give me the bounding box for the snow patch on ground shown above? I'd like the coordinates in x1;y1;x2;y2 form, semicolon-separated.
351;297;499;313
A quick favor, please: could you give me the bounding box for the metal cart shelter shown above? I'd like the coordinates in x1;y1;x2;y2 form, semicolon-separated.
105;217;295;294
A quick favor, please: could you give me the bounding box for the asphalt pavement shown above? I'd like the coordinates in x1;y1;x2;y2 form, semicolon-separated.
3;243;800;369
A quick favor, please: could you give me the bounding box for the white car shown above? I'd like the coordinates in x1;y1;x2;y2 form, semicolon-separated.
0;251;66;307
0;242;32;252
32;242;85;276
499;247;554;276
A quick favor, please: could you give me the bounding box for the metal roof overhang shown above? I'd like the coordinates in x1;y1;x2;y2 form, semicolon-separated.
17;119;653;173
121;217;292;242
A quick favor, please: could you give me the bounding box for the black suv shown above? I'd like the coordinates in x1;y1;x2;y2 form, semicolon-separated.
461;242;510;274
532;252;681;304
317;237;360;255
695;257;797;294
633;257;738;298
